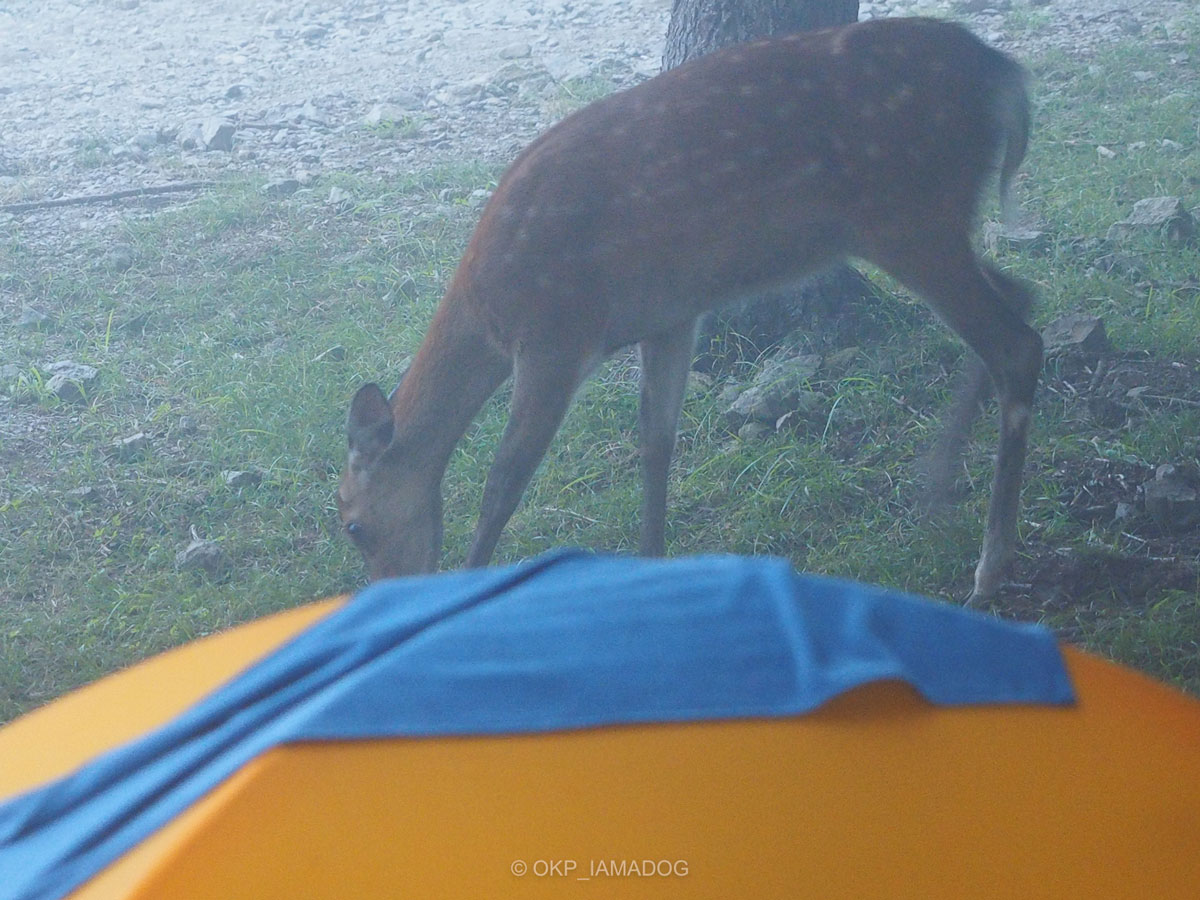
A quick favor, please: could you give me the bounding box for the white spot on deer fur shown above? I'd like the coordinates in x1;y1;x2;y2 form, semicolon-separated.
884;85;915;113
739;83;756;97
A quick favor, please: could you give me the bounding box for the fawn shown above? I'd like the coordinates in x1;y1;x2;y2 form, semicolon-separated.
338;17;1042;601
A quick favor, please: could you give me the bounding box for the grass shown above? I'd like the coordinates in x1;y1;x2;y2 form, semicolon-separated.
2;19;1199;721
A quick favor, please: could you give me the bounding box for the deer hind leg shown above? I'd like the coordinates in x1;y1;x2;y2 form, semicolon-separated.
923;264;1038;505
638;321;700;557
874;238;1043;602
466;346;598;569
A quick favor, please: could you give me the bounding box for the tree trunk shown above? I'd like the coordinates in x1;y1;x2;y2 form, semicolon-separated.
662;0;868;371
663;0;860;69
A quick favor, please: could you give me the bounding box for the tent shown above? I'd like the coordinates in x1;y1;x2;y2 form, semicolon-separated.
1;550;1198;899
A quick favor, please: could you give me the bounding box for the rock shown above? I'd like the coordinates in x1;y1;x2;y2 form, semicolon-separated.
737;421;772;442
983;220;1050;255
299;24;330;42
364;103;409;126
111;432;149;460
18;306;50;330
46;372;87;401
225;84;250;100
1096;145;1117;159
1041;314;1112;358
822;346;860;375
129;131;158;150
45;361;100;401
499;43;532;59
200;117;236;152
327;186;353;208
1141;464;1200;533
176;538;231;579
66;485;101;503
223;469;263;488
724;353;824;426
1106;196;1195;246
261;178;301;198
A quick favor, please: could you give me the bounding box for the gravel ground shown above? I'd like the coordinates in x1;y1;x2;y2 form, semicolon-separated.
1;0;1189;251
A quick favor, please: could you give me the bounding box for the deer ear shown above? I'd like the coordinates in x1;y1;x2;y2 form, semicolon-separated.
346;382;395;464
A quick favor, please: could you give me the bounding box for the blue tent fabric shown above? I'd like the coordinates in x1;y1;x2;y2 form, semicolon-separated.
0;550;1073;900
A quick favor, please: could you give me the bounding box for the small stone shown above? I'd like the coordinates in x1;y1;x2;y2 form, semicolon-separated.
225;84;250;100
45;361;100;402
299;24;330;41
261;178;301;198
112;432;149;460
200;117;236;152
1106;196;1195;246
18;306;50;329
327;186;353;207
737;421;771;442
129;132;158;150
1141;465;1200;533
364;102;408;126
983;220;1050;255
1096;145;1117;160
822;346;860;374
223;469;263;488
1041;314;1112;358
499;43;532;60
176;539;231;578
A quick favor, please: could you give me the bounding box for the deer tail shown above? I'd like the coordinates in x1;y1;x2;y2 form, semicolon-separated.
994;61;1031;231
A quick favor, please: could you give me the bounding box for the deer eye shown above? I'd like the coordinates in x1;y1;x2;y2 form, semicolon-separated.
345;521;365;542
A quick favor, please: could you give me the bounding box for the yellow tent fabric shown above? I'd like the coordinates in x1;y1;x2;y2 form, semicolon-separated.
2;598;1198;899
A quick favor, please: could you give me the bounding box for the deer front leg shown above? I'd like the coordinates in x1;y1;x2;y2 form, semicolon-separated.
466;348;596;569
637;321;699;557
